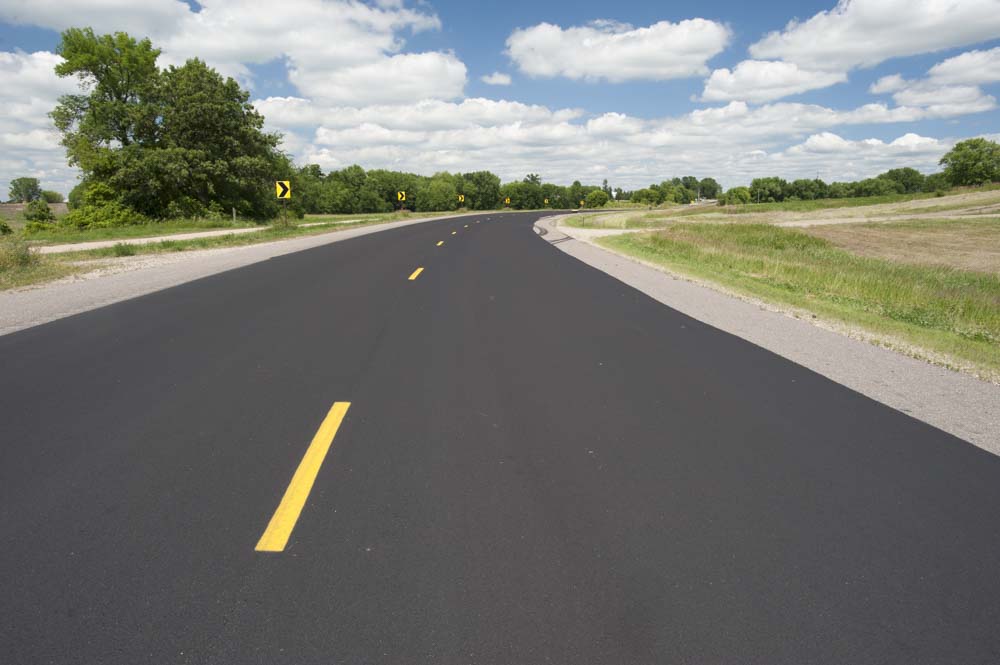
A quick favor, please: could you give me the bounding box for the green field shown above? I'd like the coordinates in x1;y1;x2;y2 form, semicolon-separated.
600;223;1000;380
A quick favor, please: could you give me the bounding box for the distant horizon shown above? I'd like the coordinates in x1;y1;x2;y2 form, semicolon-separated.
1;0;999;196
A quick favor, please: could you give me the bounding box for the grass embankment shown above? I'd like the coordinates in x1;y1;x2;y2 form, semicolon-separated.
0;211;474;290
600;223;1000;379
24;217;262;244
0;237;80;290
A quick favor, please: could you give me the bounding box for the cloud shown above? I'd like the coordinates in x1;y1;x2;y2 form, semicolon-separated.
506;19;730;82
927;46;1000;85
0;50;84;195
701;60;847;102
750;0;1000;71
869;49;999;118
481;72;511;86
289;51;466;105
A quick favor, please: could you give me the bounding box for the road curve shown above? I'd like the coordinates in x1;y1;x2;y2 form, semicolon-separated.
2;211;999;664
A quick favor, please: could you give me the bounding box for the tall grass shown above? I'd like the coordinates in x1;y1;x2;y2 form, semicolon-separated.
601;224;1000;377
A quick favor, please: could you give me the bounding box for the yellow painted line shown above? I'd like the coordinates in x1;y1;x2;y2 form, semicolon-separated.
451;231;457;235
464;224;469;228
255;402;351;552
436;241;444;247
408;267;424;280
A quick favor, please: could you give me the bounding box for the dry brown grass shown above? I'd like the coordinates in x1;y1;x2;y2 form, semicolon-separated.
805;218;1000;275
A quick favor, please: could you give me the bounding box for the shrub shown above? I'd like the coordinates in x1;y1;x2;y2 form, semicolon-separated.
23;200;56;224
585;190;610;208
112;242;136;256
0;236;37;270
63;202;148;229
41;190;65;203
0;220;12;235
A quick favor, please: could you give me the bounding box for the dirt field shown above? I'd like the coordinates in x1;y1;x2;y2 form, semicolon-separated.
805;218;1000;274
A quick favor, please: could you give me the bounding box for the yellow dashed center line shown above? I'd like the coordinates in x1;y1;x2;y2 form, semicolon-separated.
464;224;469;228
451;231;457;235
408;267;424;281
436;241;444;246
255;402;351;553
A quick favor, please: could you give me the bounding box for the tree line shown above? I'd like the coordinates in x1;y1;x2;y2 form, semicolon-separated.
10;27;1000;230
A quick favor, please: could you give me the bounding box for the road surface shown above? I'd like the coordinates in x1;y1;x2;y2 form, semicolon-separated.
2;211;999;664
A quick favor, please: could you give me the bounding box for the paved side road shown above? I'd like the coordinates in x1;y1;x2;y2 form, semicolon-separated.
2;211;1000;664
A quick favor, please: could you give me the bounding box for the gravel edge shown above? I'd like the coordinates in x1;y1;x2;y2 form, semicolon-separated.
535;215;1000;455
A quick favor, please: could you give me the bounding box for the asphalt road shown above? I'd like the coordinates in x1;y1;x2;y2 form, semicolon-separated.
2;211;999;664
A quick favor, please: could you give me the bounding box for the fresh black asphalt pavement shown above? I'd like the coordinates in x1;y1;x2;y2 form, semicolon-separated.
2;211;999;663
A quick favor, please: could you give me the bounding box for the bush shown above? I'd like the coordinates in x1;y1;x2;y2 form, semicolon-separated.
0;236;37;270
41;190;65;203
63;202;148;229
112;242;136;256
0;220;12;235
23;200;56;224
585;190;610;208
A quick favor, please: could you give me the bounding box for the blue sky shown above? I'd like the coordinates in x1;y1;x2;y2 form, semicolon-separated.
1;0;999;195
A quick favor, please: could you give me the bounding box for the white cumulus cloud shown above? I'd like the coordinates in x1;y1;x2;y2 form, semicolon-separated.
481;72;511;86
506;18;730;82
927;46;1000;85
750;0;1000;71
701;60;848;102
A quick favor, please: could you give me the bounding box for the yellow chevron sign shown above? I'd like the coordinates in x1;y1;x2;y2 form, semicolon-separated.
504;197;511;205
275;181;291;199
397;191;406;202
458;194;465;203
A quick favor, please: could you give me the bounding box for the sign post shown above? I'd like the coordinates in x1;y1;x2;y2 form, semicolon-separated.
275;180;291;226
397;191;406;211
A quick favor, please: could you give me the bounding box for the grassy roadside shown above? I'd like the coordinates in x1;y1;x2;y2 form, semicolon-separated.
598;224;1000;380
0;210;485;291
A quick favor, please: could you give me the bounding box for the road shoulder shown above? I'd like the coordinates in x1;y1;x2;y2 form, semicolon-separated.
0;213;469;337
535;215;1000;454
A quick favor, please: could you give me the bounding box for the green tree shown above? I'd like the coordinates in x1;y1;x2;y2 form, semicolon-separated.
940;138;1000;186
51;28;161;170
8;177;42;202
462;171;501;209
922;172;950;193
698;177;722;199
41;190;65;203
523;173;542;185
584;189;609;208
879;167;925;193
720;186;751;205
51;29;284;221
416;174;458;212
23;199;56;223
749;177;788;203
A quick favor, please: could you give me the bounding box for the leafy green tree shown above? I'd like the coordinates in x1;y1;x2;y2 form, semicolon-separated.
523;173;541;185
698;177;722;199
416;175;458;212
41;190;65;203
51;28;161;169
51;29;284;221
879;167;925;193
584;190;609;208
940;138;1000;186
630;188;660;205
720;186;751;205
8;177;42;203
462;171;501;209
680;176;699;191
922;172;950;193
23;200;56;223
749;177;788;203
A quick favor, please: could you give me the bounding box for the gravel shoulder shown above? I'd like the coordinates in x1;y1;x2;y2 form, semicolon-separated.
0;213;463;336
539;215;1000;455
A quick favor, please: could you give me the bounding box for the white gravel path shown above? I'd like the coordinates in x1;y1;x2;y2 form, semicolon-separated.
538;215;1000;454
